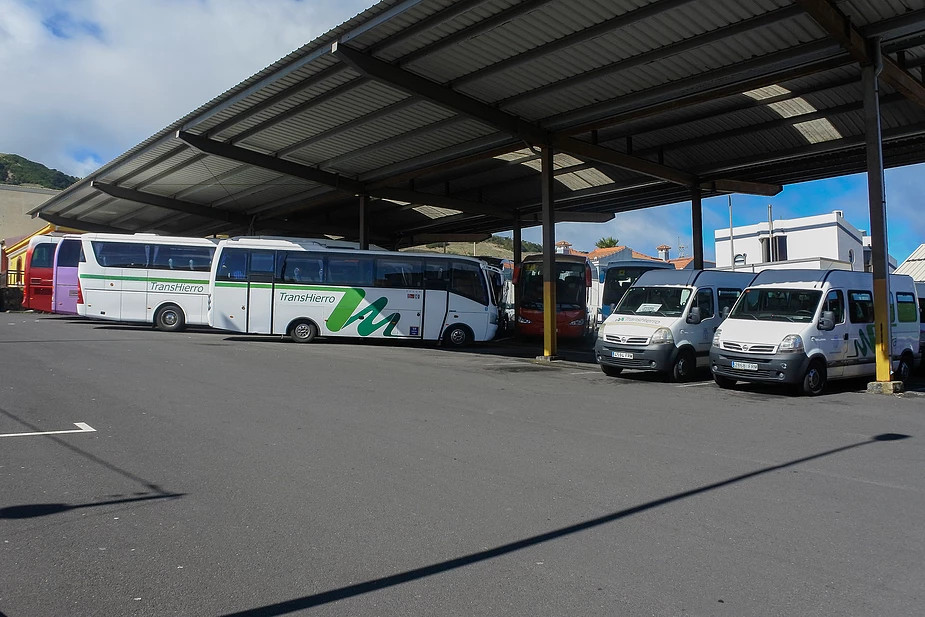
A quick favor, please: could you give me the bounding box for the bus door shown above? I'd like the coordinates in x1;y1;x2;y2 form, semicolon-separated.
246;250;276;334
422;260;450;340
213;248;248;332
447;260;492;340
373;257;424;338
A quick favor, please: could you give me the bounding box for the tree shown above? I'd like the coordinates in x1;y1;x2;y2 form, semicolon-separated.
595;236;620;249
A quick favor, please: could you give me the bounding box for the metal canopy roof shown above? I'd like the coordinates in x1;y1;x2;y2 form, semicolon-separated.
31;0;925;248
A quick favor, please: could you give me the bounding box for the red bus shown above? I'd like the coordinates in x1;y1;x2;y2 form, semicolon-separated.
514;253;593;339
22;236;62;312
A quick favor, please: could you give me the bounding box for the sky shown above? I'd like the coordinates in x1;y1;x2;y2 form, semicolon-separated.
2;0;923;264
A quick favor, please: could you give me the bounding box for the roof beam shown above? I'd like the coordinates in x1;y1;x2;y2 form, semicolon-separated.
331;43;698;186
700;179;782;197
37;213;127;234
798;0;925;109
91;181;252;225
177;130;513;218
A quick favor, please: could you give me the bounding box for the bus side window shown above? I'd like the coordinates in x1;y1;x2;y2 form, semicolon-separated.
424;261;448;291
450;261;488;305
218;248;248;280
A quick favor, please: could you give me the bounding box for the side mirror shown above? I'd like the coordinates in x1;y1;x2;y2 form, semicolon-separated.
818;310;835;331
687;306;702;324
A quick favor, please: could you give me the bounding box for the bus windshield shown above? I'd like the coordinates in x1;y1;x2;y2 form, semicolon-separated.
520;261;587;310
615;286;691;317
602;266;660;307
730;288;822;322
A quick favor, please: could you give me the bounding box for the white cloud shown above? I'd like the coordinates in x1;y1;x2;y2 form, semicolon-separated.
0;0;370;176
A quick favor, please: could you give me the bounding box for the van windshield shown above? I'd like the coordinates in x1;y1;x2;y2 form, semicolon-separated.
615;286;691;317
730;288;822;322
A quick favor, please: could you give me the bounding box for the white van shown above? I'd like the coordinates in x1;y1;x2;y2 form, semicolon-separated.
710;269;921;395
595;270;756;381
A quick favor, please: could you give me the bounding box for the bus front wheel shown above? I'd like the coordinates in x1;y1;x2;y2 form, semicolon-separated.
289;320;318;343
443;324;472;347
155;304;185;332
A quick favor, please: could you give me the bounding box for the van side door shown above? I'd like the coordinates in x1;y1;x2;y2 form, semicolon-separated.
845;289;876;378
815;289;846;379
691;287;716;363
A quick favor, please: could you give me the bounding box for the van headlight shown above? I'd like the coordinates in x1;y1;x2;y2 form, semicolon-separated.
651;327;674;345
779;334;804;353
712;328;722;347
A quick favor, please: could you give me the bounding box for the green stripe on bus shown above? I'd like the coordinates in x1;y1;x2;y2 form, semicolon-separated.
80;274;206;284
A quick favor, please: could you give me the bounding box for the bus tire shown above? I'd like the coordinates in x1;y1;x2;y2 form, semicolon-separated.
895;353;914;384
154;304;186;332
600;364;623;377
670;348;696;382
289;320;318;344
443;324;472;347
800;359;827;396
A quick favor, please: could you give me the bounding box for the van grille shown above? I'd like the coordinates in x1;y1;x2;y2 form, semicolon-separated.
722;341;776;354
604;334;649;345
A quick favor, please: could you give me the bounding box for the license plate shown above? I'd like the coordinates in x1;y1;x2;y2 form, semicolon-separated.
732;361;758;371
612;351;633;359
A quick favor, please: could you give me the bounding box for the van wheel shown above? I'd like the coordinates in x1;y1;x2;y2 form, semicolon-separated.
713;374;736;389
155;305;185;332
670;349;696;382
895;353;914;383
600;364;623;377
289;320;317;343
800;360;827;396
443;324;472;347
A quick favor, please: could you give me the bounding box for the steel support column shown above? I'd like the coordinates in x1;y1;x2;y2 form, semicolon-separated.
691;184;704;270
541;147;558;359
863;39;893;383
359;194;370;250
512;211;522;321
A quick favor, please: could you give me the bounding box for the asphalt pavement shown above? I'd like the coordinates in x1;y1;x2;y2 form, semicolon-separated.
2;313;924;616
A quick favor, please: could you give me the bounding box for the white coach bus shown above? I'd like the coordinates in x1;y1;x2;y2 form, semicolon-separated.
208;237;499;346
77;233;217;331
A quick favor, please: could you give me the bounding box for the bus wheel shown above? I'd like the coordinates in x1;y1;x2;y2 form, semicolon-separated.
670;349;696;382
895;353;914;384
800;360;826;396
600;364;623;377
289;320;318;344
155;305;185;332
443;324;471;347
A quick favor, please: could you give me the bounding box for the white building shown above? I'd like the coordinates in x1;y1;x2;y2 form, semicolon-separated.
714;210;896;272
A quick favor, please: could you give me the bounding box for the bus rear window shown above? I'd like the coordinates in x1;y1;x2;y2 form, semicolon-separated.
56;239;82;267
30;243;56;268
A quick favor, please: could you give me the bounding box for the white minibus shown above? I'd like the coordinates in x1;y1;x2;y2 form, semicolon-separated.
77;233;217;331
595;269;756;381
208;237;499;346
710;269;921;395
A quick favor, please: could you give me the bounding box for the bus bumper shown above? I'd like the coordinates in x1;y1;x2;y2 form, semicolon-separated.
595;339;677;372
709;348;811;384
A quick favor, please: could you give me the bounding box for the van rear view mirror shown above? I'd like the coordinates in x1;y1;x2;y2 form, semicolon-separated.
818;310;835;331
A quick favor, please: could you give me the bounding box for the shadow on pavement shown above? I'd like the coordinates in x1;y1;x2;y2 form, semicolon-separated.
218;434;910;617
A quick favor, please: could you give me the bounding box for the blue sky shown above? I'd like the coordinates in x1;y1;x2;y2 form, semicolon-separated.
2;0;923;264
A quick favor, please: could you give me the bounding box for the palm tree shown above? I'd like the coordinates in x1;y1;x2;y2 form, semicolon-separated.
595;236;619;249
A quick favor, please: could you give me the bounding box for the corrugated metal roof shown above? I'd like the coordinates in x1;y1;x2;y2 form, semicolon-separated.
895;244;925;281
30;0;925;247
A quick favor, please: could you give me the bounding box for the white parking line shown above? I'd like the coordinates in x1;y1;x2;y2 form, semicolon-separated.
0;422;96;438
675;382;716;388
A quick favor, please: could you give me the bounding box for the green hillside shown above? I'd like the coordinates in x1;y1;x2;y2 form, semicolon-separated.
0;153;79;190
408;235;542;259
